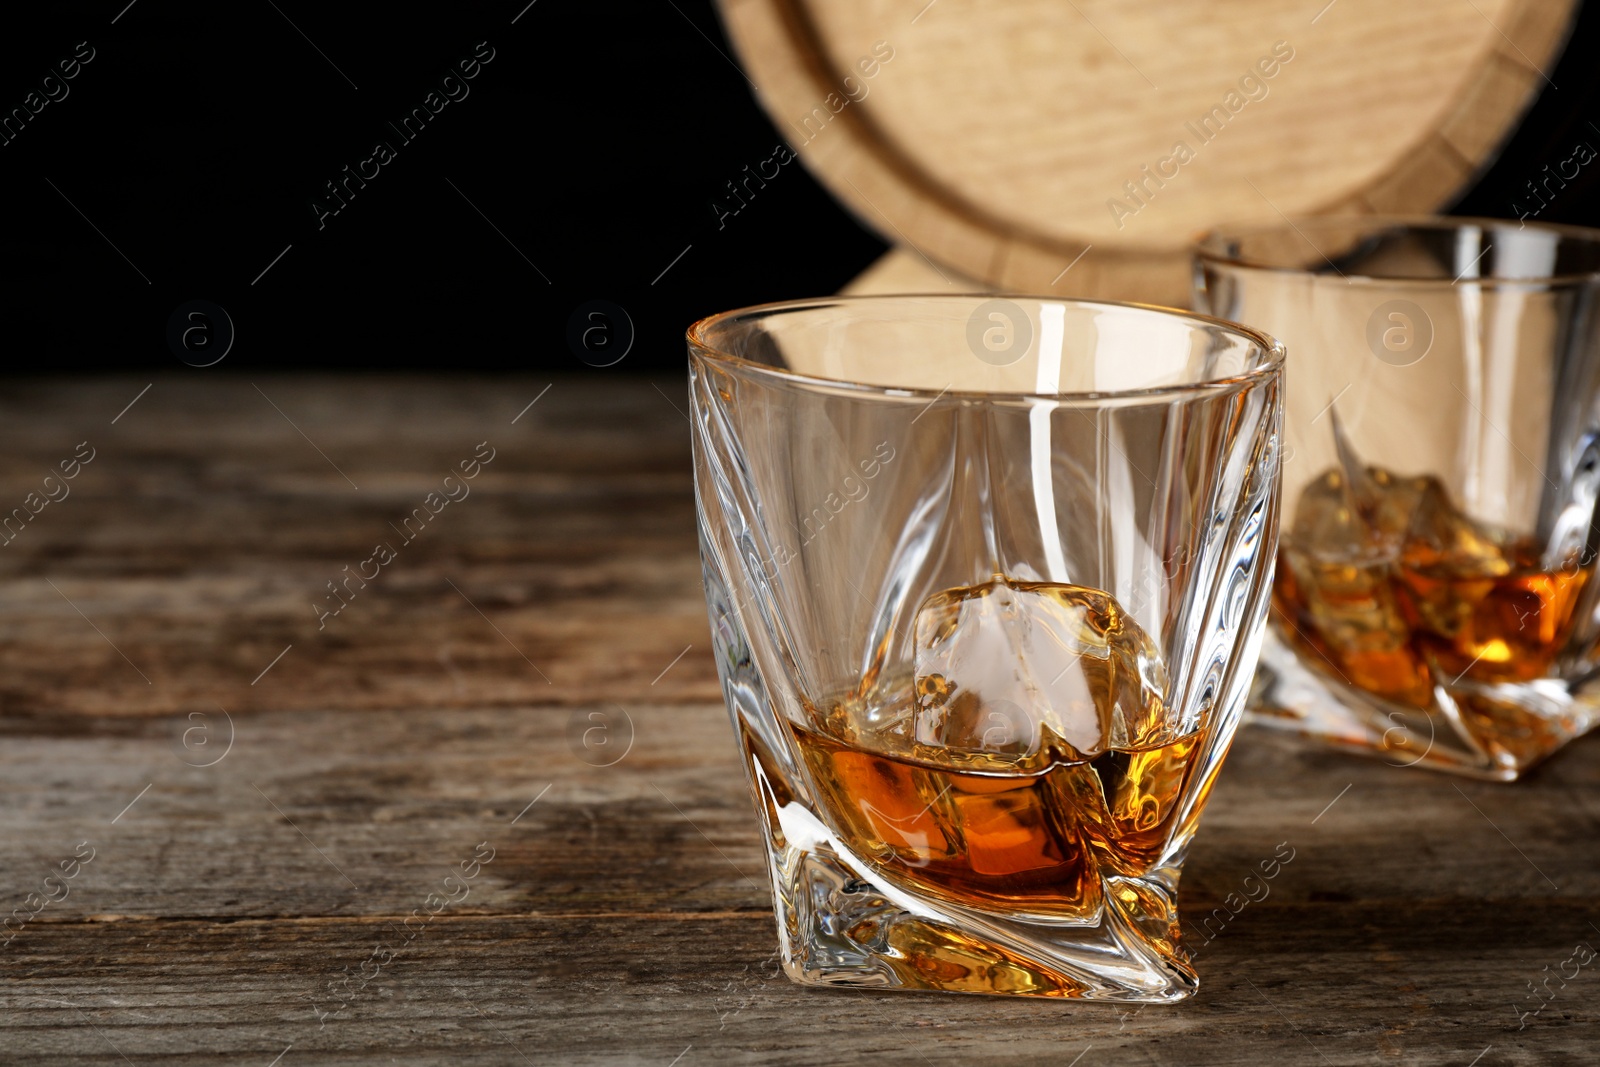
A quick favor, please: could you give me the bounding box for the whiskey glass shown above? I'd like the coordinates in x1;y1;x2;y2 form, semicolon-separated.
1196;217;1600;781
688;296;1282;1001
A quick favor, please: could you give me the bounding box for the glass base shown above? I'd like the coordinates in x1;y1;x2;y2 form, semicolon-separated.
749;753;1199;1002
1250;628;1600;781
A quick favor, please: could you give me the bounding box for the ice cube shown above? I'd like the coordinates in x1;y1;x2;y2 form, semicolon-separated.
1289;465;1430;561
1323;410;1433;557
1395;478;1514;643
1290;468;1385;564
911;576;1172;764
1284;441;1430;706
1400;480;1512;579
1366;469;1435;552
1279;543;1430;707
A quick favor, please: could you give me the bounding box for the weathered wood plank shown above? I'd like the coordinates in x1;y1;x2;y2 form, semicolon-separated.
3;904;1597;1065
0;376;719;716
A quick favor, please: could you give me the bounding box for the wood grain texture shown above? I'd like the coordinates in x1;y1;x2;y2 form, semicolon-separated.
1;376;1597;1064
716;0;1576;306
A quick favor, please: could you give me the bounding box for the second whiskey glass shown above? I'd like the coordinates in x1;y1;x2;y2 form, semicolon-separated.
1197;216;1600;780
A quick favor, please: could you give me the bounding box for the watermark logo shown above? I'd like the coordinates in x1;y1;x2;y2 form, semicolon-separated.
0;41;96;150
966;299;1032;367
0;441;94;549
978;699;1029;749
1106;40;1295;229
304;838;495;1026
314;441;494;631
2;841;94;948
1191;840;1296;945
567;705;635;767
174;708;234;768
711;144;798;230
1516;941;1596;1029
567;300;633;368
168;300;234;367
1366;299;1432;367
788;41;894;145
1512;139;1596;225
1380;709;1435;768
312;41;496;231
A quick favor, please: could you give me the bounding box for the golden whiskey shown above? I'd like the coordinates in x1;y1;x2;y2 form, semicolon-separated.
790;713;1204;920
1275;464;1588;708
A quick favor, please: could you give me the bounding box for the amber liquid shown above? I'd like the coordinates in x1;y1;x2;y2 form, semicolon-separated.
1274;466;1588;709
1277;545;1587;698
789;711;1204;920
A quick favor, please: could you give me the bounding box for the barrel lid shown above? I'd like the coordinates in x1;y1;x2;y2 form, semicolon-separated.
718;0;1576;304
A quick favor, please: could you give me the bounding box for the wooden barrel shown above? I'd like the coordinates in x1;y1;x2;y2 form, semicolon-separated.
716;0;1577;305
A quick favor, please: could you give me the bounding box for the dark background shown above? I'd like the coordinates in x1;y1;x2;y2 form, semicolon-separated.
3;0;1598;375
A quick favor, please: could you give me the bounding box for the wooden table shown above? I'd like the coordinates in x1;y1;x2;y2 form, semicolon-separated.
1;375;1595;1065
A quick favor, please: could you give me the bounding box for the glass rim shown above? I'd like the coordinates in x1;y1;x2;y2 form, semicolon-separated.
1195;213;1600;288
686;294;1284;405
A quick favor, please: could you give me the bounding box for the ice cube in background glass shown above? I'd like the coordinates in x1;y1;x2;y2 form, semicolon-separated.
911;576;1172;765
1328;409;1432;555
1401;480;1512;579
1289;467;1386;564
1328;409;1503;572
1281;419;1438;706
1282;466;1429;706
